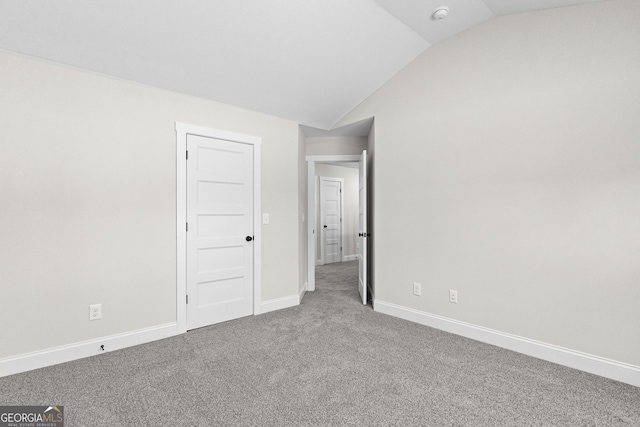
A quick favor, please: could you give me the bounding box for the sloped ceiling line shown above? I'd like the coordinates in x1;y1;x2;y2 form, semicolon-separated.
0;0;601;130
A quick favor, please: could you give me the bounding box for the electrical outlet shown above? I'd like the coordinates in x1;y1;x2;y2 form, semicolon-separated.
89;304;102;320
449;290;458;304
413;282;421;296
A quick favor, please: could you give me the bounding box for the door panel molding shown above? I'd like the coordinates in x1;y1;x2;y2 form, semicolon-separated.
176;122;261;334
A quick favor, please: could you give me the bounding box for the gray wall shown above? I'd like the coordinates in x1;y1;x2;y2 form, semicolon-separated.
0;51;299;359
306;136;367;156
338;0;640;366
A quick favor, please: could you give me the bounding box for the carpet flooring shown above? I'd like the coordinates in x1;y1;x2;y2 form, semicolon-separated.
1;260;639;426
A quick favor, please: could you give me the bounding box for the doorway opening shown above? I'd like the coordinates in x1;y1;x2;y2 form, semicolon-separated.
301;117;374;307
307;152;368;305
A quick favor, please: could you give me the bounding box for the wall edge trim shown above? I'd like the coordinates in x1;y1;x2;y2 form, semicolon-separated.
259;295;299;315
374;300;640;388
299;283;307;303
0;323;178;378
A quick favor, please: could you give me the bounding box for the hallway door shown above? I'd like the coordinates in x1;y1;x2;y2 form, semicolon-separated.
358;150;368;305
320;177;343;264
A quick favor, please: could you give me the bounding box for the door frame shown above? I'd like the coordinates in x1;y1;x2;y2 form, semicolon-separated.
306;155;360;291
318;176;344;265
176;122;262;334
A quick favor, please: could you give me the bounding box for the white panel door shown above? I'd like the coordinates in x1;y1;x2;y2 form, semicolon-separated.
186;134;254;330
358;151;368;305
320;177;342;264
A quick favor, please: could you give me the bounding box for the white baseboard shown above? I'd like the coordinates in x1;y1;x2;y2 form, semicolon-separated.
343;255;358;262
1;292;302;377
0;323;178;378
259;294;299;315
375;300;640;388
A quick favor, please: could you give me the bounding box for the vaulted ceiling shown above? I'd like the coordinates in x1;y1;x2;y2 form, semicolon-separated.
0;0;601;130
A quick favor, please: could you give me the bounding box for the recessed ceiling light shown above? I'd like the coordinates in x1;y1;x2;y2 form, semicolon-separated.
433;6;449;20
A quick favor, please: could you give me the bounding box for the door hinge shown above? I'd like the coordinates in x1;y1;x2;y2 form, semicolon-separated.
186;150;189;160
186;222;188;232
186;295;189;304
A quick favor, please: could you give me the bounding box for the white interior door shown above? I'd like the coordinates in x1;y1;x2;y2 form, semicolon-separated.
186;134;254;330
320;177;342;264
358;150;368;305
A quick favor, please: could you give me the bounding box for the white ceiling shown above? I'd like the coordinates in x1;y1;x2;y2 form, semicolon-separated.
0;0;601;130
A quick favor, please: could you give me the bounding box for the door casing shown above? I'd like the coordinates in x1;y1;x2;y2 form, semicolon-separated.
176;122;261;334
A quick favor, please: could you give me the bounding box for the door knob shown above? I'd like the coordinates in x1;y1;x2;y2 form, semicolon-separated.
323;225;327;228
246;236;253;242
